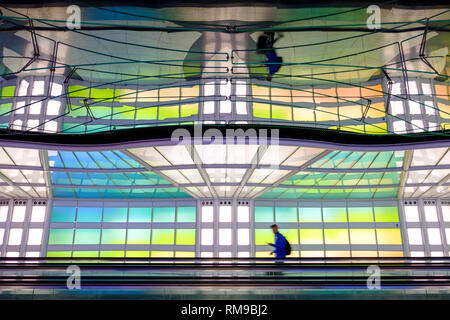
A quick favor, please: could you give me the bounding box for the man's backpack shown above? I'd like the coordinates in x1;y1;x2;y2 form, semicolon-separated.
284;238;291;255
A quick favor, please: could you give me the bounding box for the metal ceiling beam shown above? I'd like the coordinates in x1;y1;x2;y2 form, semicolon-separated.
39;150;53;199
250;149;333;199
120;149;199;199
186;144;218;199
397;149;413;199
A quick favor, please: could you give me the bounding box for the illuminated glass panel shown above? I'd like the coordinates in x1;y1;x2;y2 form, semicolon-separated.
152;229;175;245
177;207;196;222
350;229;376;244
127;229;150;245
128;208;151;222
348;207;374;222
175;229;195;245
299;207;321;222
153;207;175;222
376;229;402;245
74;229;101;245
101;229;126;245
275;207;297;222
255;229;273;245
151;251;174;258
254;207;273;222
324;229;349;244
282;229;299;244
323;207;347;222
103;207;127;222
77;207;102;222
101;251;125;258
427;228;442;245
404;206;420;222
374;207;399;222
48;229;74;245
407;228;423;245
300;229;323;244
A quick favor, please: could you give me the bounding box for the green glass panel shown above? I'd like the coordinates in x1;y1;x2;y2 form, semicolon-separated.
136;107;157;120
323;207;347;222
48;229;74;245
180;104;198;117
324;229;349;244
100;251;124;258
175;229;196;245
90;106;112;118
254;207;274;222
126;251;149;258
74;229;101;245
271;105;292;120
128;207;151;222
72;251;99;258
66;106;87;118
254;229;274;245
47;251;71;257
299;207;322;222
112;105;135;120
177;207;196;222
77;207;102;222
127;229;150;244
101;229;126;245
103;207;127;222
153;207;175;222
1;86;15;98
282;229;299;244
0;103;12;115
68;85;90;98
90;88;114;100
152;229;174;245
252;103;270;118
275;207;297;222
348;207;374;222
52;207;76;222
374;207;399;222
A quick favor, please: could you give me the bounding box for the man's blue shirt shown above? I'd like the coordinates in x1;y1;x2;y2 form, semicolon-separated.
270;232;287;258
264;51;280;75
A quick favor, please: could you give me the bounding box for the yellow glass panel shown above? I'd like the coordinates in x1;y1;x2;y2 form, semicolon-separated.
180;103;198;117
159;87;180;102
376;229;402;245
435;84;449;98
438;102;450;119
379;251;403;257
290;250;300;257
300;229;323;244
365;123;387;134
326;250;350;257
175;252;195;258
126;251;150;258
339;105;362;119
348;207;374;222
137;89;158;102
282;229;299;244
292;89;314;103
366;102;385;119
253;103;270;119
72;251;98;258
442;123;450;130
293;107;315;121
100;251;124;258
255;229;273;245
114;89;136;102
350;229;376;244
352;251;377;257
316;107;338;121
252;85;270;99
181;85;199;99
324;229;349;244
361;84;383;98
158;105;179;120
272;105;292;120
300;251;324;258
255;251;272;257
151;251;174;258
112;105;135;120
136;107;157;120
270;88;291;102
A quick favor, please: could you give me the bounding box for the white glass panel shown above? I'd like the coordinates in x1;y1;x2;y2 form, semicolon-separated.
29;101;42;114
6;252;19;257
5;147;40;166
407;81;418;95
220;80;231;96
410;251;425;257
259;145;297;166
424;205;438;222
238;252;249;257
50;83;63;96
390;101;404;115
427;228;442;245
424;101;436;115
283;147;325;166
18;80;29;96
201;206;214;223
204;82;215;96
408;101;421;114
195;144;226;164
421;83;432;95
160;170;190;184
27;228;43;245
219;252;232;257
0;229;4;245
155;145;193;165
391;82;401;95
219;206;232;222
442;206;450;222
235;101;247;115
237;229;249;245
219;228;232;245
430;251;443;257
220;100;231;113
25;252;40;257
47;100;61;115
235;80;247;96
393;121;406;133
44;121;58;133
178;169;204;184
30;206;46;222
203;101;215;114
201;229;213;245
227;145;259;164
412;148;447;166
0;206;8;222
12;206;26;222
404;206;420;222
445;228;450;245
32;81;45;96
407;228;423;245
237;205;249;222
201;252;213;257
128;147;170;166
15;101;25;114
411;119;424;132
8;228;23;245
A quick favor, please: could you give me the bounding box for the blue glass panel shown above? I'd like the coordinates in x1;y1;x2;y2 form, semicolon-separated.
53;188;77;198
177;207;196;222
74;152;99;169
103;207;127;222
153;207;175;222
58;152;83;168
52;206;76;222
77;207;102;222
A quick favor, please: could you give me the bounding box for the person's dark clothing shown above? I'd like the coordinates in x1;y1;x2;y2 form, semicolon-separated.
269;232;287;258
